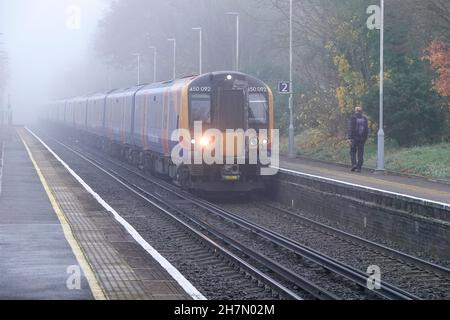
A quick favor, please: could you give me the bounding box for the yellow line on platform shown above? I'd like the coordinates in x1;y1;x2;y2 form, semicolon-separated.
18;129;107;301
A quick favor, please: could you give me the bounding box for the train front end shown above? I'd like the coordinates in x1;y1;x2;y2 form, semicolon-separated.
179;72;275;192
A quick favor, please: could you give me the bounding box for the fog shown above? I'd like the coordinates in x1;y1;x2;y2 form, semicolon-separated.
0;0;447;148
0;0;284;125
0;0;109;124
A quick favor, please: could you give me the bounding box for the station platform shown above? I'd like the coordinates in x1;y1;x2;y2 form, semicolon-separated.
0;127;199;300
279;156;450;206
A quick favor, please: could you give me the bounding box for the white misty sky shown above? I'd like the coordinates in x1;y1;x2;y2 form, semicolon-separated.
0;0;108;123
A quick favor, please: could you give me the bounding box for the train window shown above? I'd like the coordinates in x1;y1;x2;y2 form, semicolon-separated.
191;93;211;124
249;93;268;124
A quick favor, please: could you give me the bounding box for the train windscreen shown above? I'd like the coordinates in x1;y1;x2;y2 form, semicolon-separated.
191;93;211;124
249;93;268;125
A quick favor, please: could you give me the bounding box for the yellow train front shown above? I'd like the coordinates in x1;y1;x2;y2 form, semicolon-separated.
49;71;275;193
173;71;275;192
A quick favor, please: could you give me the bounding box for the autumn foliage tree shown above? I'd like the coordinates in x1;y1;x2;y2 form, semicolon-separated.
425;40;450;99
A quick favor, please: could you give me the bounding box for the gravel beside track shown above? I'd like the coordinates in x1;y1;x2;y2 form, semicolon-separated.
219;202;450;300
33;128;449;300
34;132;286;300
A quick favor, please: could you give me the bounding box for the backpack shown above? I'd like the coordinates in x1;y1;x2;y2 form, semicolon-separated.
355;118;366;137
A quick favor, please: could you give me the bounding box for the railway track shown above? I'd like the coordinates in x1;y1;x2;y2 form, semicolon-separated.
32;129;429;300
31;130;321;300
221;202;450;300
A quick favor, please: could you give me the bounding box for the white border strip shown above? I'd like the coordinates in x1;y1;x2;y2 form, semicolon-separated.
276;166;450;210
0;141;4;195
26;127;206;300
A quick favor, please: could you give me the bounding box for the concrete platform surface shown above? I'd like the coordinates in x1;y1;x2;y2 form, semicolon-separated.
280;156;450;206
0;130;93;300
0;128;197;300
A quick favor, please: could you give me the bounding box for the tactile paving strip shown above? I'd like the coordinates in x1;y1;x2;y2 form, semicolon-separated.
20;130;191;300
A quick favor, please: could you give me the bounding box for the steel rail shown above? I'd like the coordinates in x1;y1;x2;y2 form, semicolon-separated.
188;196;420;300
78;147;419;300
46;134;419;300
264;203;450;278
46;137;343;300
103;152;419;300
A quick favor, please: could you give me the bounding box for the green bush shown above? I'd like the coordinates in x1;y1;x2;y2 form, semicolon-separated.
363;60;449;147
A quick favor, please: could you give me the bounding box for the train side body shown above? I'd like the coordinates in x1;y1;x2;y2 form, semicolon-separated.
86;93;107;136
47;71;275;192
104;86;143;145
134;78;192;156
64;99;76;127
56;100;66;123
74;96;88;129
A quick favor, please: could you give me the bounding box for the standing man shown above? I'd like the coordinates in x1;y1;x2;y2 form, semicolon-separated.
347;106;369;173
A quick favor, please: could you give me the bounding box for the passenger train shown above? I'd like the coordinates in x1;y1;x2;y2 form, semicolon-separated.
45;71;275;193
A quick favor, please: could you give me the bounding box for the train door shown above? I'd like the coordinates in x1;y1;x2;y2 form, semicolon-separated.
216;88;246;159
216;88;245;130
161;89;170;156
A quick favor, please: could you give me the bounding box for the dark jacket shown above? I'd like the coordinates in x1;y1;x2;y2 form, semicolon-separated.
348;113;369;143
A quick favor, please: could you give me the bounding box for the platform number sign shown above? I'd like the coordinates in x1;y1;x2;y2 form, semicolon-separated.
278;82;291;94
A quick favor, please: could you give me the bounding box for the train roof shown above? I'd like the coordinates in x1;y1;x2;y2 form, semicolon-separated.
52;72;269;104
193;71;267;83
88;92;109;98
107;84;145;98
136;76;197;95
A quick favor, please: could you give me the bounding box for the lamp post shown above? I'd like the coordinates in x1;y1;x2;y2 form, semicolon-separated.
288;0;295;159
192;28;203;75
168;38;176;79
226;12;240;71
149;46;157;83
107;67;112;90
376;0;385;172
132;53;141;85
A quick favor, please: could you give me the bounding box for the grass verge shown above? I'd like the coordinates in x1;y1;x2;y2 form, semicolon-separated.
280;129;450;181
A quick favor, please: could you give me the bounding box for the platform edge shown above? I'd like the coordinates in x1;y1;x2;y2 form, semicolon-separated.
26;127;206;301
18;129;107;300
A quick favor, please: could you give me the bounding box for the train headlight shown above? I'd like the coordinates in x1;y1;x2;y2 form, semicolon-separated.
192;137;210;147
262;138;268;145
226;75;233;80
200;137;210;147
249;137;258;147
